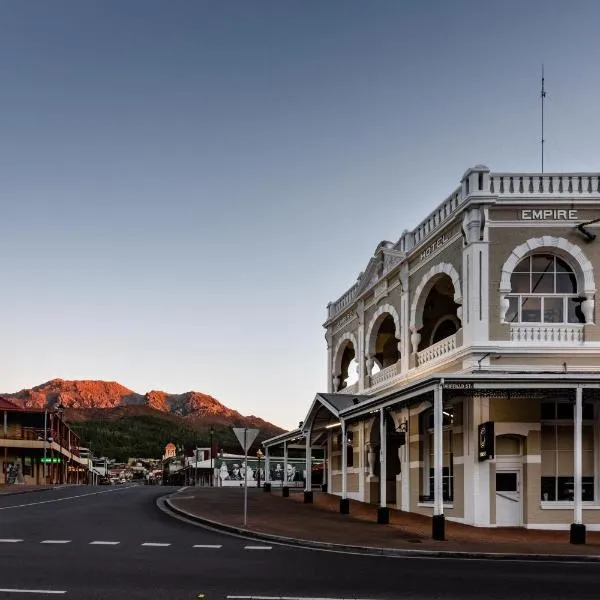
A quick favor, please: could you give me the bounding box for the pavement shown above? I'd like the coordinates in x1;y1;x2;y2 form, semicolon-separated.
0;485;54;496
1;484;600;599
166;485;600;559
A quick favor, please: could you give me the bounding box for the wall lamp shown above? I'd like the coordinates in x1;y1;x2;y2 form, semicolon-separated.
576;218;600;243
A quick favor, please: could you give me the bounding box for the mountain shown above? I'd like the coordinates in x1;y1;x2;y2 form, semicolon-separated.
4;379;286;458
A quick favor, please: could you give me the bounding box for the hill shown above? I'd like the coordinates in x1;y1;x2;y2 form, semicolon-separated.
4;379;287;461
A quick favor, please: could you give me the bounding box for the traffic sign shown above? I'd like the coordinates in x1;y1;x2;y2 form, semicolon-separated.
40;457;62;464
232;427;259;452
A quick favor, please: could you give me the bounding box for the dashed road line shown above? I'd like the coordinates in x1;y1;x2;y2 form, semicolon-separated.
0;539;23;543
193;544;223;548
89;541;120;545
243;545;273;551
141;542;171;547
40;540;71;544
226;597;375;600
0;589;66;595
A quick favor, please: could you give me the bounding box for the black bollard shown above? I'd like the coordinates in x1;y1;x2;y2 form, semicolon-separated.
303;490;313;504
432;514;445;540
339;498;350;514
377;506;390;524
282;486;289;497
570;523;586;544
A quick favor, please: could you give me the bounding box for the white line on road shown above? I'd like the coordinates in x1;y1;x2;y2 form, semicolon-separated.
141;542;171;547
193;544;223;548
0;487;132;511
243;545;272;551
89;541;120;545
226;597;375;600
0;539;23;543
40;540;71;544
0;588;66;595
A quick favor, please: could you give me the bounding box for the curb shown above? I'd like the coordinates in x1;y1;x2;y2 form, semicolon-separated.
163;496;600;563
0;486;56;498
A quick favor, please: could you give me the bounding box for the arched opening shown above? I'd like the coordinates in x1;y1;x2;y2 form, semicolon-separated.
337;342;358;391
417;275;460;352
372;314;400;369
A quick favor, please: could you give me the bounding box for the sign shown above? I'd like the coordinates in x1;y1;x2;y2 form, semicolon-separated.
443;382;474;390
478;421;494;461
232;427;259;453
40;457;62;464
418;229;459;263
520;209;578;220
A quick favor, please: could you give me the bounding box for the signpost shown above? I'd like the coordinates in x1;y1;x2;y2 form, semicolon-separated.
232;427;260;526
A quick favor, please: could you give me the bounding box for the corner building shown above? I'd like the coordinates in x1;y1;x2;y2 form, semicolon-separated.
263;165;600;535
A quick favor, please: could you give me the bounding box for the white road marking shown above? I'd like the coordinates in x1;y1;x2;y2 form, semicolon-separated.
0;589;66;595
0;539;23;543
243;545;272;551
175;495;195;500
40;540;71;544
193;544;222;548
226;597;375;600
141;542;171;547
0;487;132;511
89;541;120;545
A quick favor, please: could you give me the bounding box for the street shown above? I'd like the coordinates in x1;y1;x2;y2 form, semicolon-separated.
0;485;599;599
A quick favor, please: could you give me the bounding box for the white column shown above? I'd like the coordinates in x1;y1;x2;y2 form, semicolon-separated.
327;433;333;492
357;301;366;392
399;264;410;375
341;419;348;499
305;432;312;491
265;447;271;484
283;441;288;486
433;384;444;517
326;331;333;393
401;408;410;511
380;408;387;508
574;386;583;525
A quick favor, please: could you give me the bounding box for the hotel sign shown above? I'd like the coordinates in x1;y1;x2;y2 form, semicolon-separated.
520;209;578;220
478;421;494;462
418;228;459;263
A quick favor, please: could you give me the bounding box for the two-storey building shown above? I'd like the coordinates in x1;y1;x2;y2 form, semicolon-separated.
263;165;600;542
1;397;89;485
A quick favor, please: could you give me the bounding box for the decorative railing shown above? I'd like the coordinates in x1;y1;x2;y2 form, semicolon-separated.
413;187;463;246
369;363;399;387
510;324;584;343
490;174;600;196
328;282;360;319
417;333;457;366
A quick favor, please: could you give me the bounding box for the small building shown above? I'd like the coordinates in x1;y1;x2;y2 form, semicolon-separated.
263;166;600;541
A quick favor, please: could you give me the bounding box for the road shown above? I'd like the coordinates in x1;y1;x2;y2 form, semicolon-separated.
0;485;599;599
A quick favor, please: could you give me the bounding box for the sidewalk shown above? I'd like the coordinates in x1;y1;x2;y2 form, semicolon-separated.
0;485;54;496
166;486;600;559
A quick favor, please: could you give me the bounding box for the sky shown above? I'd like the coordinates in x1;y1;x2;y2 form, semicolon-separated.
1;1;599;430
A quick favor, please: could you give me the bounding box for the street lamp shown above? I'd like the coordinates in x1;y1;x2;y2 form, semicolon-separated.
256;449;264;488
209;426;214;487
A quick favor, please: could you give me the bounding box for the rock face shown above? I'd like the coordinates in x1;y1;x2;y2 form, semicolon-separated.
5;379;285;433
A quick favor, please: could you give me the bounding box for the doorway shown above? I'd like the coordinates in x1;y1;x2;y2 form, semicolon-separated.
495;469;522;526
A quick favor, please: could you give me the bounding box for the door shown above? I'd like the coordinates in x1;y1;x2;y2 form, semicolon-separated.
495;470;521;526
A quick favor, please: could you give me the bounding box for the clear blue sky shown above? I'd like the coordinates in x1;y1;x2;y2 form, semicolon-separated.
1;1;599;429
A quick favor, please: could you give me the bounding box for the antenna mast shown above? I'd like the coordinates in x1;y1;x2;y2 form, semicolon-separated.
541;65;546;173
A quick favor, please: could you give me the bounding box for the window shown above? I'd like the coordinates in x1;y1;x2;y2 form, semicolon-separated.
540;399;595;501
421;409;454;502
505;254;585;324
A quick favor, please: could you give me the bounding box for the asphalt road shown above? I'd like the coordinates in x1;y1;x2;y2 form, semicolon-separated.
0;485;600;599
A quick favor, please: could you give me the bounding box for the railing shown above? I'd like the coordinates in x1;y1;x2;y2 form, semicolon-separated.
490;174;600;196
510;324;584;343
0;426;45;441
328;282;360;319
369;363;399;388
417;333;457;366
413;187;463;246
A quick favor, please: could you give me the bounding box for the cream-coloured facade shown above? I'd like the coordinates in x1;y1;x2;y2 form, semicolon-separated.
263;166;600;540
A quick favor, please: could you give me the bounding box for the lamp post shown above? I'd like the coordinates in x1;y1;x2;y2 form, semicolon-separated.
256;449;264;488
209;426;214;487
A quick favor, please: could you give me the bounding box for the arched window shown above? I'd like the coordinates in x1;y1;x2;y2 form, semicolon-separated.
505;254;585;324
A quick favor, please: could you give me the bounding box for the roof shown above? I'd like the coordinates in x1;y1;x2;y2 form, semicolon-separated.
0;397;20;409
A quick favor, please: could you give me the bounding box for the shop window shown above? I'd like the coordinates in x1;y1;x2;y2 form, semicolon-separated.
421;426;453;502
505;254;585;325
541;399;595;501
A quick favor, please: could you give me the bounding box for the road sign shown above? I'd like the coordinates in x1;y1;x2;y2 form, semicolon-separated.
40;457;62;464
232;427;259;453
231;427;260;527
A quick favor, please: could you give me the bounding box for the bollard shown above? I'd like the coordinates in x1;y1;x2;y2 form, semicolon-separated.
282;486;289;497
